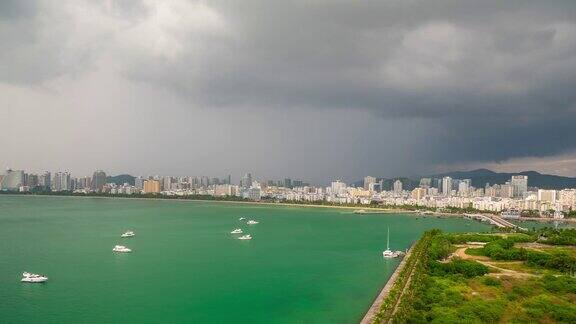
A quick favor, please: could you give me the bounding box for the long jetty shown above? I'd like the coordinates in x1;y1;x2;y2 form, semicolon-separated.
464;213;527;231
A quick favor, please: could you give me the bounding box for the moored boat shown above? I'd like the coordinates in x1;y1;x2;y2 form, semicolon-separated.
121;231;135;238
112;245;132;253
21;272;48;283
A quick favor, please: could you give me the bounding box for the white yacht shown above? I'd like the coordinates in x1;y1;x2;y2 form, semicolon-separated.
230;228;243;234
382;227;402;258
121;231;135;238
239;217;246;221
112;245;132;253
21;272;48;283
238;234;252;240
247;220;259;225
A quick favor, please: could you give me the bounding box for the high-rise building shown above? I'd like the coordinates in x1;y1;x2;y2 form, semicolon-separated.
91;170;107;192
77;176;91;189
1;169;25;190
364;176;376;190
538;189;557;203
38;171;51;189
240;173;252;188
369;182;382;192
135;176;144;189
510;175;528;198
500;182;513;198
559;189;576;209
330;180;347;195
411;187;426;200
284;178;292;188
26;174;39;188
163;176;174;191
393;179;403;193
60;172;71;191
52;172;62;191
458;181;469;196
442;177;452;196
143;180;161;193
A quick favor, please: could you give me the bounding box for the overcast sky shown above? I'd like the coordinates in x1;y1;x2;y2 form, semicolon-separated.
2;0;576;184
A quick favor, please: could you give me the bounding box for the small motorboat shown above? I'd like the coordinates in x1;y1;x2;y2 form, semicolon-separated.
238;235;252;240
247;220;259;225
239;217;246;221
230;228;243;234
21;272;48;283
112;245;132;253
121;231;135;238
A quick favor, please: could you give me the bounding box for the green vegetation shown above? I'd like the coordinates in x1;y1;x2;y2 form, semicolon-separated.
536;227;576;245
375;229;576;323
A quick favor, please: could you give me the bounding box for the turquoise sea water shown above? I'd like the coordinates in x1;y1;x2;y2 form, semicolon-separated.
0;195;494;323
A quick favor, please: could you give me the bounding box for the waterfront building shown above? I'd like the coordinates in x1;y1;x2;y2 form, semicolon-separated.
330;180;347;195
52;172;62;191
135;176;144;189
538;189;557;204
26;174;39;188
1;169;25;190
143;179;161;193
163;176;174;191
38;171;51;189
91;170;107;192
60;172;72;191
214;184;234;196
511;175;528;198
411;187;426;200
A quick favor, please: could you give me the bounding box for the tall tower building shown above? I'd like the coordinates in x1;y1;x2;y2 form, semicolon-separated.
91;170;107;192
364;176;376;190
52;172;62;191
1;169;25;190
510;175;528;198
241;173;252;188
442;177;452;196
393;179;403;193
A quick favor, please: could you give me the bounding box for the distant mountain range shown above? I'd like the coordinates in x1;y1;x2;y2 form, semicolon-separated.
354;169;576;190
107;174;136;186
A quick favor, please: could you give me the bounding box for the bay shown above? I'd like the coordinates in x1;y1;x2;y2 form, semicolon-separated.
0;195;493;323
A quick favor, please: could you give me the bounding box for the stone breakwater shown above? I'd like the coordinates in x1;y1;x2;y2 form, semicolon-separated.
360;244;415;324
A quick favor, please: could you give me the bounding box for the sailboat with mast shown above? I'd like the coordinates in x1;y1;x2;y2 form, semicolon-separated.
382;227;403;258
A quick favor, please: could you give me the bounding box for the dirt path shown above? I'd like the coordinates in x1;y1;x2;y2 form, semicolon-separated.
451;246;537;278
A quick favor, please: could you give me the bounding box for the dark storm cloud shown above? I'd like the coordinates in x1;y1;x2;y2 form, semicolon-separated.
1;0;576;179
118;0;576;166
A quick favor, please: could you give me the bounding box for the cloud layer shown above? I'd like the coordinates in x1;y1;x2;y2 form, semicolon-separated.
1;0;576;182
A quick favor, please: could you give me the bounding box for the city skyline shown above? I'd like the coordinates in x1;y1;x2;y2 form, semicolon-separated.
2;1;576;184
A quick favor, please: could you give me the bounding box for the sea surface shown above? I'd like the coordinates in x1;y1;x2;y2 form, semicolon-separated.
0;195;495;323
